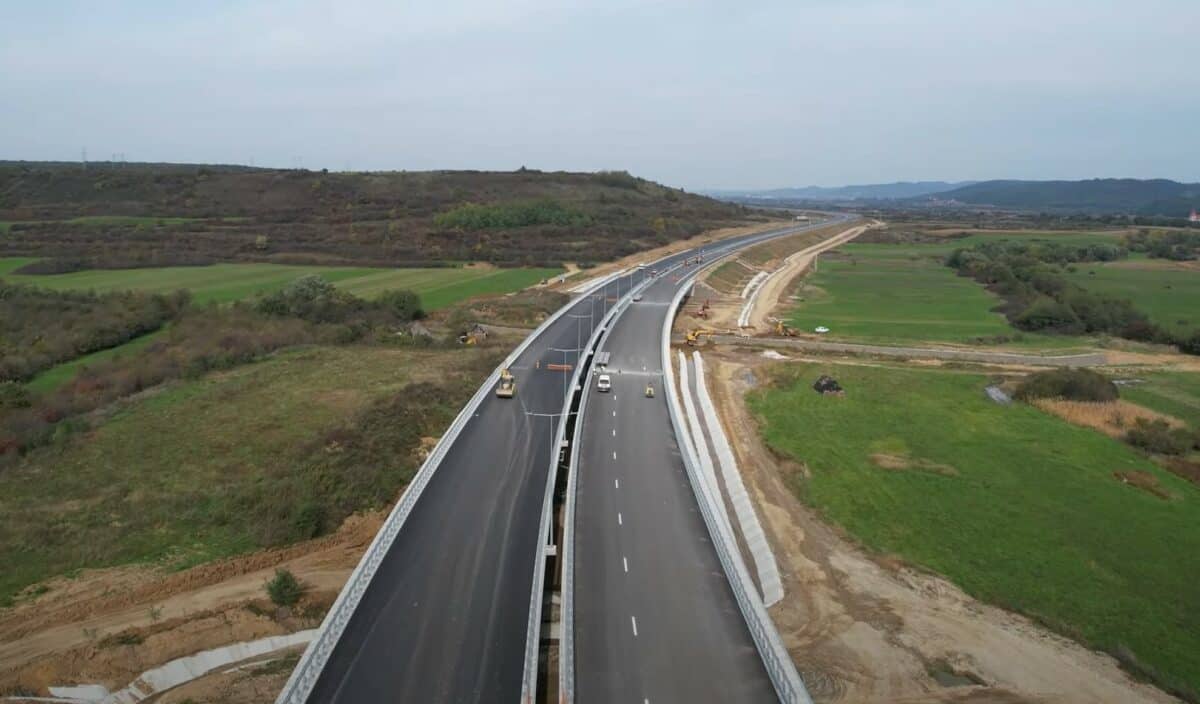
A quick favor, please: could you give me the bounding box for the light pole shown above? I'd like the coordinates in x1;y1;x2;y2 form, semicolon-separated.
549;346;581;400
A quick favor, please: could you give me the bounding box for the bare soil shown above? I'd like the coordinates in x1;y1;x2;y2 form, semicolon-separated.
0;511;381;697
701;351;1179;704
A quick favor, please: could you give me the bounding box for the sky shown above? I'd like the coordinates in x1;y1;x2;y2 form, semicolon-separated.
2;1;1198;190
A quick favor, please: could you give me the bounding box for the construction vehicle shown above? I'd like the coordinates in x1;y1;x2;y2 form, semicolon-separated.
696;298;711;319
774;320;800;337
686;328;717;346
496;368;516;398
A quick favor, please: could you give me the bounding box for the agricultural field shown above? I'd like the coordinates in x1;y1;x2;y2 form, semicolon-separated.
749;362;1200;697
1066;260;1200;334
0;259;559;308
787;243;1074;347
0;343;504;606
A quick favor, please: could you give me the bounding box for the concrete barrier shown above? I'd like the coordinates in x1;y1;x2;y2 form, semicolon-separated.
692;351;784;606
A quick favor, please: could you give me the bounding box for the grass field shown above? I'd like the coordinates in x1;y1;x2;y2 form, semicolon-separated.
749;362;1200;697
1065;261;1200;334
25;329;168;394
0;344;500;606
0;259;559;308
1119;371;1200;428
787;244;1073;347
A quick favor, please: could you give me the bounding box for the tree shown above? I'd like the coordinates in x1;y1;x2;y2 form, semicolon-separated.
266;568;304;607
377;289;423;321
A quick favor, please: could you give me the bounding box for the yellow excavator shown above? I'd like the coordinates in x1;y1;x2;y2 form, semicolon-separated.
774;320;799;337
496;368;516;398
686;328;718;346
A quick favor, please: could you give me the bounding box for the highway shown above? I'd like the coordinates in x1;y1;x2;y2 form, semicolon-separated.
571;284;777;702
569;216;851;702
297;219;842;703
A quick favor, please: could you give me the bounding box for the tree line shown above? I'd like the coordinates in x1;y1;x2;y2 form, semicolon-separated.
0;284;189;382
0;277;428;461
946;240;1200;354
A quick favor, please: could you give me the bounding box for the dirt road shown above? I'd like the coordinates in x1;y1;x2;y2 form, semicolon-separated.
743;222;873;332
702;352;1178;704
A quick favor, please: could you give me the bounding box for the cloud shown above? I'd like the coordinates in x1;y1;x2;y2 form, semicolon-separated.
1;0;1197;188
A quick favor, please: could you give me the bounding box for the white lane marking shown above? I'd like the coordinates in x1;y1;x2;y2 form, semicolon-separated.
631;616;638;637
623;556;629;573
614;478;619;489
612;429;616;437
618;512;623;525
612;450;617;460
612;410;616;416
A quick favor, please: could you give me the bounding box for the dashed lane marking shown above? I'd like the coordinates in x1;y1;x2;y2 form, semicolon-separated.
631;616;639;637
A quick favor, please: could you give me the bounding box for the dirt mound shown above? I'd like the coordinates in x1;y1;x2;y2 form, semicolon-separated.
870;453;959;477
1113;471;1172;500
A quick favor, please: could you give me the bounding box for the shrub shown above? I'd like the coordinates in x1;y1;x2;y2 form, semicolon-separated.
291;502;326;540
0;382;30;410
1125;418;1194;455
377;289;423;321
1014;368;1119;403
1014;297;1083;333
266;568;304;607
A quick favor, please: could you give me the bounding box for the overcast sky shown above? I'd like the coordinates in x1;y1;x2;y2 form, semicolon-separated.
2;1;1197;190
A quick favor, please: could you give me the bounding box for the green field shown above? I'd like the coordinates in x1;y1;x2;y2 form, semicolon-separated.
25;329;167;394
789;244;1069;346
0;259;559;308
749;362;1200;696
0;344;499;605
926;229;1124;253
1120;372;1200;428
1066;262;1200;334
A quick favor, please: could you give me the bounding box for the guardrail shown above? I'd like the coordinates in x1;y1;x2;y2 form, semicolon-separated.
520;270;657;703
275;270;637;704
278;218;838;704
661;272;814;704
555;267;667;704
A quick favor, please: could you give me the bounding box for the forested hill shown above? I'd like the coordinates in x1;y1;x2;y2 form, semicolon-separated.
928;178;1200;216
0;163;753;269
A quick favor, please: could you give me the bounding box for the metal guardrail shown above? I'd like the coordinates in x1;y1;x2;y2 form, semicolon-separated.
556;269;665;704
278;218;840;704
520;272;656;703
275;272;635;704
661;271;814;704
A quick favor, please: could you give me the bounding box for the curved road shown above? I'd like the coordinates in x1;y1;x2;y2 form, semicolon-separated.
302;218;844;703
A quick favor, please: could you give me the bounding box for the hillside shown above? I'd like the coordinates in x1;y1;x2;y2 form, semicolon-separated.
709;181;969;201
0;163;753;270
929;178;1200;216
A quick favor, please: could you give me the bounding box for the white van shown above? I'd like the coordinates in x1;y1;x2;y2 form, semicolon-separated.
597;373;612;392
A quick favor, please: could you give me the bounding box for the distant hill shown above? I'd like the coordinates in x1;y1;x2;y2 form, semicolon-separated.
926;178;1200;217
708;181;971;201
0;162;752;269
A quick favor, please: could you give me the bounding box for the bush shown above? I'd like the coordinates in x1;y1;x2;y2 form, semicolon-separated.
1014;297;1083;333
0;382;30;410
1014;368;1119;403
266;568;304;607
377;289;423;321
291;502;326;540
1125;418;1194;455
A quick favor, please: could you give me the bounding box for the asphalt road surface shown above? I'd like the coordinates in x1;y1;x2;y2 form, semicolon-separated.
571;266;778;703
306;218;844;703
